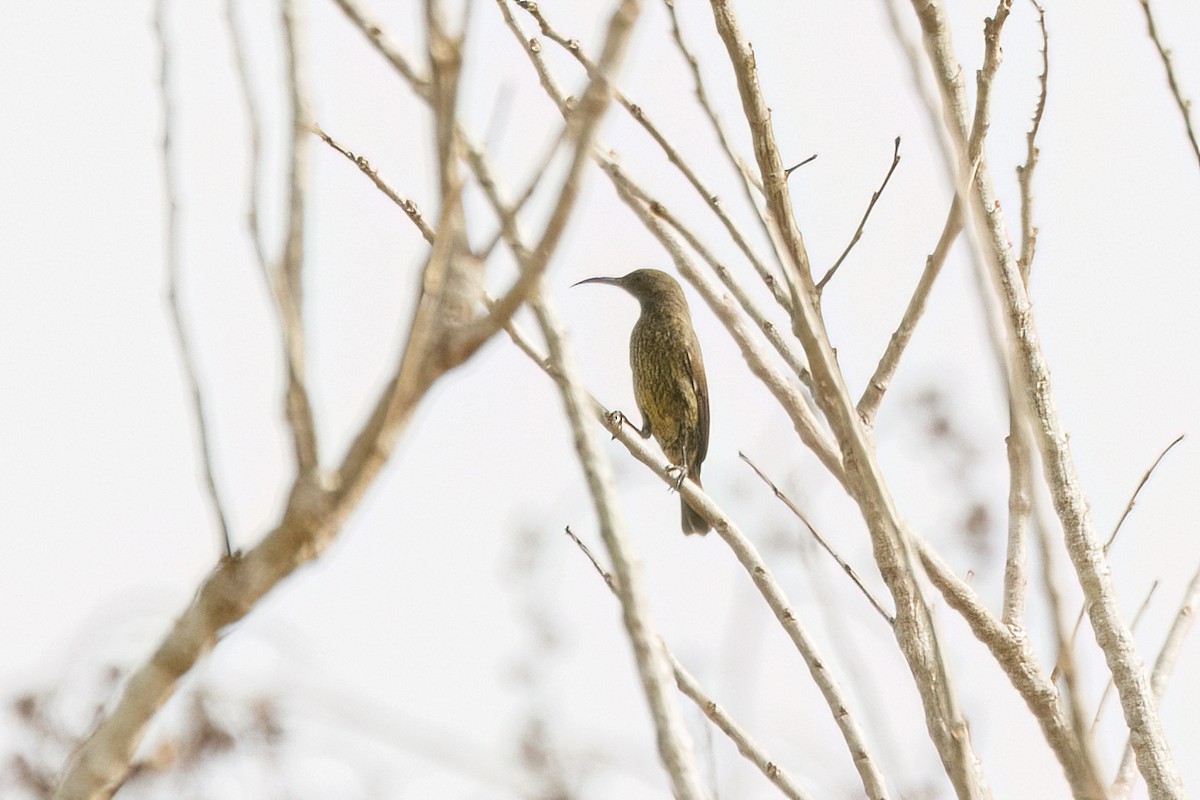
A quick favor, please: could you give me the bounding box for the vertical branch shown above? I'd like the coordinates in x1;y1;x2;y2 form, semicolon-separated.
908;2;1184;796
278;0;320;475
531;291;709;800
1001;429;1031;625
158;0;234;558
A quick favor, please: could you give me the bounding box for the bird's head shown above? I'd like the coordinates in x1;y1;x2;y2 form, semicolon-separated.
572;268;687;309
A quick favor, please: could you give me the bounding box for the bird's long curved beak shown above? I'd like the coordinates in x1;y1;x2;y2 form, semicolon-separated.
572;276;622;288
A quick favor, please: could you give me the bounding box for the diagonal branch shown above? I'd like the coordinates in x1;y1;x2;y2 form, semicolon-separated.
1136;0;1200;170
815;136;902;294
312;123;436;244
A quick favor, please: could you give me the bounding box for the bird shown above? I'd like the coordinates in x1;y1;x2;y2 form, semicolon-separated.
574;268;711;535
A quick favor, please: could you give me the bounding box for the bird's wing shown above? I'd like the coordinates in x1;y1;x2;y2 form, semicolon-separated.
684;345;709;470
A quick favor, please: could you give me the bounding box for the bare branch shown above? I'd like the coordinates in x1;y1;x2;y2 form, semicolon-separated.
312;123;436;243
815;136;902;294
909;0;1184;793
157;0;233;559
1136;0;1200;170
563;526;816;800
1059;433;1189;676
739;452;894;625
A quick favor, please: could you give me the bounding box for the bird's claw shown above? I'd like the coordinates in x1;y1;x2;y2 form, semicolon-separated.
665;463;686;493
608;410;627;439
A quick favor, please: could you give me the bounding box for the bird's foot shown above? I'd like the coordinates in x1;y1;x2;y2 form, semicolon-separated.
608;410;628;439
665;463;686;493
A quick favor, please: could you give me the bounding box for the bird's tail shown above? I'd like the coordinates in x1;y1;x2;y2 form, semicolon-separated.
681;471;710;535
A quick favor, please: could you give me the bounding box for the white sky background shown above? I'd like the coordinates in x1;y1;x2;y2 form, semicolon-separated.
1;1;1198;798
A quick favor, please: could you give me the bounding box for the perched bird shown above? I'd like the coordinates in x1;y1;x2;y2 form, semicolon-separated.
574;269;711;535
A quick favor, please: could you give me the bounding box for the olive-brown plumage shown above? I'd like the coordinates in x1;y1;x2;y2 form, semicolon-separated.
575;269;711;535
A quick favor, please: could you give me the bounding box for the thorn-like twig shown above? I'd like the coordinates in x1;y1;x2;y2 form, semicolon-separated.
816;137;901;294
783;153;818;177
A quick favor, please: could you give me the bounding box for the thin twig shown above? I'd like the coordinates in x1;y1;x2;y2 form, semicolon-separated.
158;0;233;558
1092;580;1159;732
1112;561;1200;798
1016;0;1048;281
330;0;432;98
1104;434;1186;551
312;123;436;243
1136;0;1200;170
739;452;894;625
815;137;902;294
563;526;815;800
